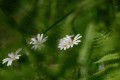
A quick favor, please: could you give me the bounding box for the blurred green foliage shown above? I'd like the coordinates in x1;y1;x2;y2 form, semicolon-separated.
0;0;120;80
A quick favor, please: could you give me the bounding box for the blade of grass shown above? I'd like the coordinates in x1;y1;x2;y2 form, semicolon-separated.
43;9;74;34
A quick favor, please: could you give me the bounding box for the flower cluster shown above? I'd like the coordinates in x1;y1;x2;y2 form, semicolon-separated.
58;34;82;50
2;33;82;66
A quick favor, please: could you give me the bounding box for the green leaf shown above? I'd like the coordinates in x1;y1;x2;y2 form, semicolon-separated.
95;53;120;64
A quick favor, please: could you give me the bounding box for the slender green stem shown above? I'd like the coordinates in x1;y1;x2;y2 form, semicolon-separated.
43;9;74;34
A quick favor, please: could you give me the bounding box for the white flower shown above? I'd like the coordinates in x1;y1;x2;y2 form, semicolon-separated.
2;48;22;66
58;34;82;50
29;33;48;50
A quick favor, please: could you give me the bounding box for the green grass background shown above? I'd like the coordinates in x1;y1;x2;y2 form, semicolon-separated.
0;0;120;80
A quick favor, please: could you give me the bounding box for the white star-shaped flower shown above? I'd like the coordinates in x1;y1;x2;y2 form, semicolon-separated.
29;33;48;50
2;48;22;66
58;34;82;50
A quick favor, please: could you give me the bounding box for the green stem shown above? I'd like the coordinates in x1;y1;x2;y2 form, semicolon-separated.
43;9;74;34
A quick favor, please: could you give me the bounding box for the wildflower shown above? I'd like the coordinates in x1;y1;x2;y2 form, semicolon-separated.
2;48;22;66
29;33;48;50
58;34;82;50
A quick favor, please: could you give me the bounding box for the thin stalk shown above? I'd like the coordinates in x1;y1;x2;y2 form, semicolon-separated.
43;9;74;34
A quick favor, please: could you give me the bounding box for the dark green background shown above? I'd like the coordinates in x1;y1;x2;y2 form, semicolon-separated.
0;0;120;80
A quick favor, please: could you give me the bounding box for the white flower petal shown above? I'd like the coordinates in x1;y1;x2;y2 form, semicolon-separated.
37;34;40;41
42;36;48;43
7;59;13;66
16;48;22;54
39;34;43;41
8;53;14;58
31;38;36;42
2;58;9;64
64;47;66;50
15;55;21;59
